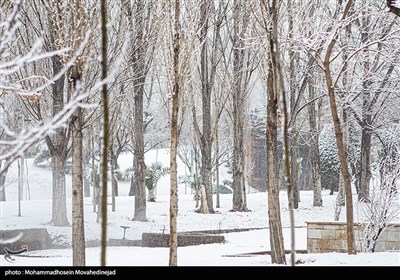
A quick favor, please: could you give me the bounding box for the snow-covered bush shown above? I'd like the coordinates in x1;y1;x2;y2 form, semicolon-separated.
34;142;51;168
319;124;340;193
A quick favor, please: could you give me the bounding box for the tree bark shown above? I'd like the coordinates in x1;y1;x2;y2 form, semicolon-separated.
110;146;116;212
358;128;371;202
323;0;356;255
198;0;214;214
266;63;286;264
215;127;220;208
231;0;247;212
50;153;69;226
71;104;86;266
0;161;9;201
287;0;299;210
100;0;109;266
263;0;286;264
46;55;69;227
169;0;180;266
132;80;147;220
307;78;322;207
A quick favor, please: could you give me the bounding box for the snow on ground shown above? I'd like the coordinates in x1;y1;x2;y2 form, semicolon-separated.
1;150;399;266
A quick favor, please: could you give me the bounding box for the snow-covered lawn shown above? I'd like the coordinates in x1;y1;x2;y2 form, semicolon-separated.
1;153;399;266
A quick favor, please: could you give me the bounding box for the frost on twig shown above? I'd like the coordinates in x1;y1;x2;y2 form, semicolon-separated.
0;3;90;176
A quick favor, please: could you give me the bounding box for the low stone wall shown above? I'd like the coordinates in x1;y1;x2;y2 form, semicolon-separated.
306;221;400;253
142;232;225;247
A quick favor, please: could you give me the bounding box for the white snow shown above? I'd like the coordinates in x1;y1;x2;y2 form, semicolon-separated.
392;0;400;9
0;151;399;266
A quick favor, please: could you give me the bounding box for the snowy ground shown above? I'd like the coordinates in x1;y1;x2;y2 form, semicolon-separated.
0;151;399;266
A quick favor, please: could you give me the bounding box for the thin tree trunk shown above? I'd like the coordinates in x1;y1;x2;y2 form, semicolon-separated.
133;82;147;220
46;54;69;227
91;126;97;213
266;63;286;264
323;0;356;255
71;104;86;266
194;146;199;208
287;0;299;210
100;0;109;266
358;128;371;202
334;170;345;221
264;0;286;265
215;127;220;208
231;0;247;212
308;78;322;207
169;0;180;266
84;133;91;198
0;161;9;201
357;15;372;202
131;0;147;222
197;0;214;214
110;148;116;212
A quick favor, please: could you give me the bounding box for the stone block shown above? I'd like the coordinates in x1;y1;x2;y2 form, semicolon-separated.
307;223;324;229
308;229;321;239
307;239;320;253
317;239;331;252
323;224;340;230
355;240;363;252
374;241;386;252
336;229;347;240
379;230;390;241
354;229;364;241
385;241;400;251
384;230;400;242
330;239;347;252
321;229;336;239
338;224;348;230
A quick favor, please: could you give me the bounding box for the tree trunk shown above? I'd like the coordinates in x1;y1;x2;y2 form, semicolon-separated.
131;0;147;222
0;160;9;201
323;0;355;255
169;0;180;267
215;127;220;208
231;0;247;212
133;83;146;220
264;0;286;264
100;0;109;266
194;146;199;208
307;79;322;207
91;127;97;213
46;54;69;227
266;61;286;264
197;0;214;214
290;141;299;209
84;134;91;198
71;105;86;266
287;0;299;210
51;154;69;226
358;128;371;202
110;148;116;212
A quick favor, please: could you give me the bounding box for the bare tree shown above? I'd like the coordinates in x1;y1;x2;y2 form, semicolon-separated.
121;0;158;221
168;0;181;266
322;0;356;255
100;0;109;267
360;129;400;252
